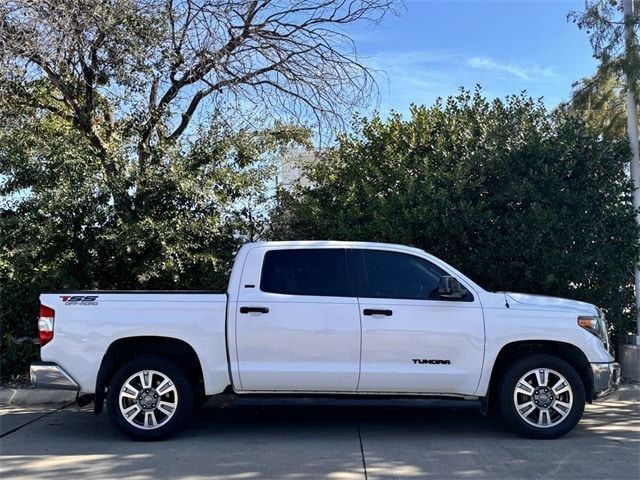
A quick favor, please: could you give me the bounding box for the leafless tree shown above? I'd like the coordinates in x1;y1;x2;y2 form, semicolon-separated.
0;0;395;170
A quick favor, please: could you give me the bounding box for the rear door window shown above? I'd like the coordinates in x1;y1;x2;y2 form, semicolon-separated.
260;249;353;297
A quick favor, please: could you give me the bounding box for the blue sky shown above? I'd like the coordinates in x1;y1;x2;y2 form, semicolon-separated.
349;0;598;116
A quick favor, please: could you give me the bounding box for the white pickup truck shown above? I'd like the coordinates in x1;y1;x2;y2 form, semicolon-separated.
31;241;619;440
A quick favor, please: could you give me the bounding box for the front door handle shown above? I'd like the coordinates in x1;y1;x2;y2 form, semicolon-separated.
363;309;392;316
240;306;269;314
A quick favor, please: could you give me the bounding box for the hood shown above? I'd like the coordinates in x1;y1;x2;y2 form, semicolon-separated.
505;292;598;316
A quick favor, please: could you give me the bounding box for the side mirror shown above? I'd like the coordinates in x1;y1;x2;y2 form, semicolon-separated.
438;276;466;299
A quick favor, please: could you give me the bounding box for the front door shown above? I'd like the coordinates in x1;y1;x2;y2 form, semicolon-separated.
235;247;361;392
355;248;485;395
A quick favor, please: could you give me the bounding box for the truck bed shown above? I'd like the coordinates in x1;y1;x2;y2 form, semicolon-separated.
39;291;231;395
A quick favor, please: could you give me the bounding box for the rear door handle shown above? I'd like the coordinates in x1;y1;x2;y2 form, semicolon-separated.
363;309;392;316
240;306;269;314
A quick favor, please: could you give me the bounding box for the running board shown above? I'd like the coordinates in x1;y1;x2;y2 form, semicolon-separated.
227;394;481;410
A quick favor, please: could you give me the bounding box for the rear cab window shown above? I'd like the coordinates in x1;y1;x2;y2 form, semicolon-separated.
260;248;355;297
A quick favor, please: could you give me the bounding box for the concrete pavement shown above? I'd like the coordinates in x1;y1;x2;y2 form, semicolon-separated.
1;396;638;480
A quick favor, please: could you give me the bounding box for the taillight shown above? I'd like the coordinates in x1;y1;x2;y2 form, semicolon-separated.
39;304;55;346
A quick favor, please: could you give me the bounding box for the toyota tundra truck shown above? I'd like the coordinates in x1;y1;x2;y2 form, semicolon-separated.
30;241;620;440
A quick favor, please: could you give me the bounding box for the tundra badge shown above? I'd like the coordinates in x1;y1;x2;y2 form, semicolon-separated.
412;358;451;365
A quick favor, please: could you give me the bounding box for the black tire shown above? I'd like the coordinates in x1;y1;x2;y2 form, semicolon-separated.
498;354;585;439
107;355;194;441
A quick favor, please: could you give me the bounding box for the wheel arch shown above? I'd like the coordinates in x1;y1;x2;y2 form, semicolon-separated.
94;336;205;414
485;340;594;412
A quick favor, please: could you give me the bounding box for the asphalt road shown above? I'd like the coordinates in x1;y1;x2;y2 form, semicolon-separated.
0;395;638;480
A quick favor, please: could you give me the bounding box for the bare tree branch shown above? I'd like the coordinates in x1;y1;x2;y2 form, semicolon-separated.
0;0;397;160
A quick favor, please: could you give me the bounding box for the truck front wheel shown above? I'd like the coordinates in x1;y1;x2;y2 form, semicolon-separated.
498;354;585;439
106;355;194;441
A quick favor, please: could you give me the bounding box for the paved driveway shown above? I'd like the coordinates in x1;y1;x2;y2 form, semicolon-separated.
1;396;638;480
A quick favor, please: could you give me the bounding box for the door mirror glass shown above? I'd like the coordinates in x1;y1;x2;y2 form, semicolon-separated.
438;276;466;299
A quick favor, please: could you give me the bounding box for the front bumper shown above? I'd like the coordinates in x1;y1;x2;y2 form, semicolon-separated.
591;361;620;400
30;361;80;391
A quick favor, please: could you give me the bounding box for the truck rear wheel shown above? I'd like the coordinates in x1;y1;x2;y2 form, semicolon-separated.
107;355;194;441
498;354;585;439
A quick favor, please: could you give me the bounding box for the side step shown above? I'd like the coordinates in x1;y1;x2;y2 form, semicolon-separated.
224;394;482;410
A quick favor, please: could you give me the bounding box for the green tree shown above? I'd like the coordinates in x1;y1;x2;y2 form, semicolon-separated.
0;91;308;379
2;0;386;379
566;0;640;142
564;68;632;140
271;89;640;345
0;0;394;224
569;0;639;96
570;0;640;336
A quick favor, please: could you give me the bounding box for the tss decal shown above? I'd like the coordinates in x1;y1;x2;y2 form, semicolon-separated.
60;295;99;306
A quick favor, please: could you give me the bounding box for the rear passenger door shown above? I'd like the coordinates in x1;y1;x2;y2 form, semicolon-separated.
235;247;361;392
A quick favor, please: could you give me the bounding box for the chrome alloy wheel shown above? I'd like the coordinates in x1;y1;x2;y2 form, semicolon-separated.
513;368;573;428
118;370;179;430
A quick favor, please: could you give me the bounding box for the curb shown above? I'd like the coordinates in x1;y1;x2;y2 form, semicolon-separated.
610;384;640;402
0;388;77;406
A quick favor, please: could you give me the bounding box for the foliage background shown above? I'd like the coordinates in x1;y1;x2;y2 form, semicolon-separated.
271;89;640;346
0;96;307;378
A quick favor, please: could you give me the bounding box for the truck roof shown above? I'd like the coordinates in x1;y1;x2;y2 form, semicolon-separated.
244;240;427;255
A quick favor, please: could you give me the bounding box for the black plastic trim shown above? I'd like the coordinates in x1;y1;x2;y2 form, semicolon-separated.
363;309;393;316
240;306;269;314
